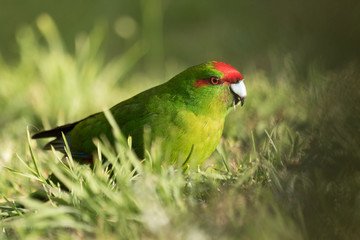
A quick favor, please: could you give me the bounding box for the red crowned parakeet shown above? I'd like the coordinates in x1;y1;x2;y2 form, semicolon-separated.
32;61;247;169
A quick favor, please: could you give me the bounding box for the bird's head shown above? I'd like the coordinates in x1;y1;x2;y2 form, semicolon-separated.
169;61;247;115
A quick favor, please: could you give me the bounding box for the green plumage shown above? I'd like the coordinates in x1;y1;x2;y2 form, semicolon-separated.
32;61;246;169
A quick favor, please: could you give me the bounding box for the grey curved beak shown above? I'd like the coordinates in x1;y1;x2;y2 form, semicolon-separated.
230;80;247;107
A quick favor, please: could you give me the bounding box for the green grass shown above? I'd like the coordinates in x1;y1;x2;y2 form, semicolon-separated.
1;15;360;240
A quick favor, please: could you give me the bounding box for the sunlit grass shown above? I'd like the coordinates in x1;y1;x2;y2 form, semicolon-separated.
0;118;302;239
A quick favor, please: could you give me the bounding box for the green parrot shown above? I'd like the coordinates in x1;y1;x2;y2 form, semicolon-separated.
32;61;247;169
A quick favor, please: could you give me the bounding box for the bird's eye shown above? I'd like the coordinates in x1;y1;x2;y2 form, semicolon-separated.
210;76;220;85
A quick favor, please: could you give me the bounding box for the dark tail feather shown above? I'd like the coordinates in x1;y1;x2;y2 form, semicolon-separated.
43;138;67;153
32;122;79;139
32;120;93;161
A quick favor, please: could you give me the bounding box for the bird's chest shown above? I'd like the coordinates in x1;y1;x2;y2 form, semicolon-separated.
179;112;224;147
151;110;225;168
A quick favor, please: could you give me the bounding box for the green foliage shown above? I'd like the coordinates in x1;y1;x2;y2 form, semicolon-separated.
1;14;359;240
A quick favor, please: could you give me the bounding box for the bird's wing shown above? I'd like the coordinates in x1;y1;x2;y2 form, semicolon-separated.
32;89;155;160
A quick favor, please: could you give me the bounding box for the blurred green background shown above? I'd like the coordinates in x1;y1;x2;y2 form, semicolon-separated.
2;0;360;71
1;0;360;239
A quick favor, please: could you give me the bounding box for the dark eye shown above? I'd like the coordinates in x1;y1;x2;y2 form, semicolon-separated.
210;76;220;85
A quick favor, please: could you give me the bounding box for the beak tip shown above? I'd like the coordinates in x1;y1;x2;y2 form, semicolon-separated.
240;97;245;106
233;96;246;107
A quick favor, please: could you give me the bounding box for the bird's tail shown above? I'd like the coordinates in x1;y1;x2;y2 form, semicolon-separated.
32;121;92;160
32;122;78;139
32;122;79;153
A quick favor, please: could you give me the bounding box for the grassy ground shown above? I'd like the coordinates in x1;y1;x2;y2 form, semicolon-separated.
1;15;360;240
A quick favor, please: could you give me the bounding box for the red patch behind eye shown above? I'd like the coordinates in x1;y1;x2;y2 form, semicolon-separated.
194;77;221;88
195;79;211;88
213;62;243;83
